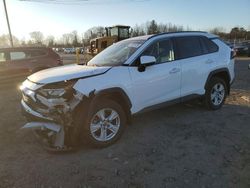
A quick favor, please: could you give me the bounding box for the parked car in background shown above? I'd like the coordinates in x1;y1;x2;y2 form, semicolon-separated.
229;42;250;57
64;48;76;54
225;41;235;49
0;47;63;85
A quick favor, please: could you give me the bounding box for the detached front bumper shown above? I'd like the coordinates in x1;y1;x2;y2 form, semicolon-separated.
21;100;53;121
20;79;85;151
21;100;67;149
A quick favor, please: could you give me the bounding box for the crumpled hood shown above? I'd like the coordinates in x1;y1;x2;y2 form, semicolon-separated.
28;64;111;84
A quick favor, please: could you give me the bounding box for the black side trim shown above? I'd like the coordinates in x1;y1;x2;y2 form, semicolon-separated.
210;37;219;40
93;87;132;123
136;94;201;115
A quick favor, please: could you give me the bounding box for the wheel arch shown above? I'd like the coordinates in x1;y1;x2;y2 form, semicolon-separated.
205;68;231;94
92;87;132;123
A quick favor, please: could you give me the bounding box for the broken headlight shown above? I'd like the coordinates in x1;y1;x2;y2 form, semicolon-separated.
38;80;76;99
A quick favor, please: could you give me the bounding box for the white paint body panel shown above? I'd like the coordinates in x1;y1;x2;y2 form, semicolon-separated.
21;32;235;116
128;62;181;113
28;64;110;84
180;53;215;96
73;66;136;110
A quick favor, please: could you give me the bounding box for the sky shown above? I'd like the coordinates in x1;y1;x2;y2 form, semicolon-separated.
0;0;250;40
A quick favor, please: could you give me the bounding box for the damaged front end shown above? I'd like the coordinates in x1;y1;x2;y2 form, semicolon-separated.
20;79;84;151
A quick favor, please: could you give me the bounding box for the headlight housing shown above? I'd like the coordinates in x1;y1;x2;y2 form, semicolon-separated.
38;80;76;99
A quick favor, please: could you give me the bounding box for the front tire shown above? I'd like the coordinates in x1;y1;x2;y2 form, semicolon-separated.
83;99;126;148
205;77;227;110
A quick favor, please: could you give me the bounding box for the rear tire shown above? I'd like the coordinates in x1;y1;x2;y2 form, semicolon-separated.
205;77;227;110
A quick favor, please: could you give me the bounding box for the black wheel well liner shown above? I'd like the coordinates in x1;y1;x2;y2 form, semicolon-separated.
205;68;231;94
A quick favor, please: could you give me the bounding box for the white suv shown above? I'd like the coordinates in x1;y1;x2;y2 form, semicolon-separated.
20;32;235;150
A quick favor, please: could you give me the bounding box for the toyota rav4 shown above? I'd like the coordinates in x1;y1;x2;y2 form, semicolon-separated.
20;31;235;150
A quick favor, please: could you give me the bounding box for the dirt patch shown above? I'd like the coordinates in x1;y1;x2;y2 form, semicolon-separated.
0;59;249;188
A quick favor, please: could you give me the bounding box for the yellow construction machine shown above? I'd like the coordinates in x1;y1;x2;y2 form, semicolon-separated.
88;25;130;55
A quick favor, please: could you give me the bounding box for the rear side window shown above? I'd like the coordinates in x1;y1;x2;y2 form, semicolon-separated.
200;37;218;53
26;49;47;57
175;36;203;59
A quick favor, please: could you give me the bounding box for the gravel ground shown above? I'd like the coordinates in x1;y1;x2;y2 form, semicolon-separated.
0;59;249;188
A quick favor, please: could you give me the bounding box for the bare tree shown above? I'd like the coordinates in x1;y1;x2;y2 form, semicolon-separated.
210;27;225;35
132;21;184;37
45;35;55;47
146;20;159;34
131;24;146;37
29;31;44;45
62;33;71;46
0;34;19;47
71;30;80;47
84;26;105;41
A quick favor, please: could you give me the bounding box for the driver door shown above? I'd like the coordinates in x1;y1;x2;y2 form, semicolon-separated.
128;38;181;113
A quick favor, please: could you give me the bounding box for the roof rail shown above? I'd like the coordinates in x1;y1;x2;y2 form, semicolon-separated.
148;31;208;39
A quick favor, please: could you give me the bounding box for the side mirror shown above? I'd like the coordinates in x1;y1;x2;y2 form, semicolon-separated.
140;56;156;66
138;56;156;72
248;64;250;70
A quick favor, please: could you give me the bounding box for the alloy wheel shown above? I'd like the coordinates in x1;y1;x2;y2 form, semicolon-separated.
90;108;120;142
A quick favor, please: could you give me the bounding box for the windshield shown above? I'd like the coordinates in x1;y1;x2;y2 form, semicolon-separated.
87;39;145;67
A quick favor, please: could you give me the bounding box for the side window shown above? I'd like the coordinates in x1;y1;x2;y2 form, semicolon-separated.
0;52;6;62
142;39;174;64
175;36;203;59
10;51;26;61
201;37;218;53
119;28;129;39
26;49;47;58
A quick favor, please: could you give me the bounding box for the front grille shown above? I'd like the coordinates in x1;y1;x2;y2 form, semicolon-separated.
22;91;48;110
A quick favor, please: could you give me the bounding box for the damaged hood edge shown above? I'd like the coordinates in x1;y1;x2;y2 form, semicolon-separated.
28;64;111;84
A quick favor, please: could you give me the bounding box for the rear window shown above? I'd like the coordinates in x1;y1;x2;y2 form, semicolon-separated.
200;37;218;53
175;36;203;59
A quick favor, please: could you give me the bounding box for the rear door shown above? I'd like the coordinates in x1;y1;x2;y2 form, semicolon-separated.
8;49;50;74
7;50;31;77
174;36;215;97
25;48;50;70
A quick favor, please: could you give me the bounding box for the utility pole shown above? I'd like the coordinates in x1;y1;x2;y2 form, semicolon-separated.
3;0;13;47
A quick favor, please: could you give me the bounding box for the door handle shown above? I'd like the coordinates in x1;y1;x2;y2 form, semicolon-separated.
205;59;214;64
169;68;180;74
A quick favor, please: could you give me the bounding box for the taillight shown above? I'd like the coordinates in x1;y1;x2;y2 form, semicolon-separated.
231;48;236;59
